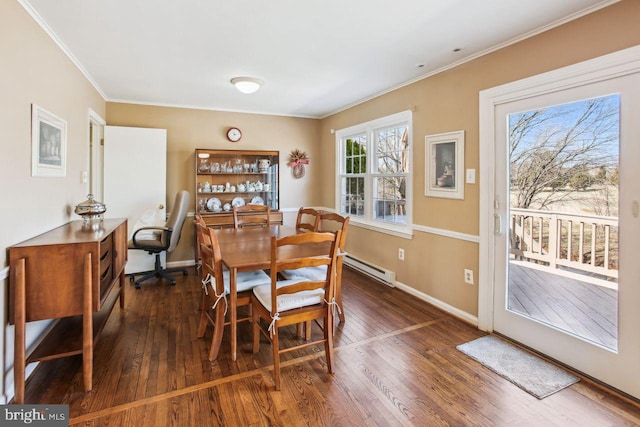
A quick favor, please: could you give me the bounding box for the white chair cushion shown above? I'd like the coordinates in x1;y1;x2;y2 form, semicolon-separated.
252;279;324;313
205;269;270;294
223;269;271;293
280;265;328;281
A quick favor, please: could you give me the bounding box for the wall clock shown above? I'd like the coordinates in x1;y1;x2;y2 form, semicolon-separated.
226;127;242;142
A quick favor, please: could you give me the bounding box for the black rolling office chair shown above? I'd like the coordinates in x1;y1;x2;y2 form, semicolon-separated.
128;190;190;288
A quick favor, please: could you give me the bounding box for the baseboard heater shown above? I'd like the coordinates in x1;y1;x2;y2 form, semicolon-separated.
343;255;395;287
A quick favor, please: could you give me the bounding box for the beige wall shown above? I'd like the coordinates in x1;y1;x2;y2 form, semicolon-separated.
105;103;321;262
1;1;106;401
319;0;640;317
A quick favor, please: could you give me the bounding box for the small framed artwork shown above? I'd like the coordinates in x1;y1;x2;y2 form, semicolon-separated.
31;104;67;177
425;130;464;199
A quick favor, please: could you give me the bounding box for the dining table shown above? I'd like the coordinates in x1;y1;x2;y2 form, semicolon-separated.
214;225;340;361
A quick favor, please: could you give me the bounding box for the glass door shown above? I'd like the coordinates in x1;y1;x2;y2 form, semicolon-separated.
492;72;640;398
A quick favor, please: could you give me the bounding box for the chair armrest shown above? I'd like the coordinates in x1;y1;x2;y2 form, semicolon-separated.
131;226;174;248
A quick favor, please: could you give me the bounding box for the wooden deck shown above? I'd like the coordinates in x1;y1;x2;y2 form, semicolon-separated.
508;261;618;349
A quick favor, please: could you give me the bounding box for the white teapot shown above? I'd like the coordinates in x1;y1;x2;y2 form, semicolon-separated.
258;159;271;172
255;180;263;191
237;183;246;192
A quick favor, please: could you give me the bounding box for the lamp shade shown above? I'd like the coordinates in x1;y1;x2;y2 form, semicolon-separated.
231;77;263;94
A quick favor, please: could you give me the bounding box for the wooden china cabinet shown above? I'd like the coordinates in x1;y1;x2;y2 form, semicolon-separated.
195;149;282;228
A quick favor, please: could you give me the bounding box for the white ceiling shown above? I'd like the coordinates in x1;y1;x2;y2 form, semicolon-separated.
22;0;615;118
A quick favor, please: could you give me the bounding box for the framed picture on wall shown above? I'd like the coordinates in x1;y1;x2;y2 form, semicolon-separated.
31;104;67;177
425;130;464;199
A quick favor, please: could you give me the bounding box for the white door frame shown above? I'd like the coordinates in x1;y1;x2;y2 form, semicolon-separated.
88;108;106;201
478;44;640;332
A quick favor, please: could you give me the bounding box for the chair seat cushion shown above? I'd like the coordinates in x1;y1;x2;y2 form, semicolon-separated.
224;269;271;293
280;265;327;281
252;279;323;313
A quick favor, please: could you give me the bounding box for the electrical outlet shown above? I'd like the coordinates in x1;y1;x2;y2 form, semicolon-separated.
464;269;474;285
398;248;405;261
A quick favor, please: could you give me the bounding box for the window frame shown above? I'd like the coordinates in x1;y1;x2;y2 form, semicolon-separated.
335;110;413;238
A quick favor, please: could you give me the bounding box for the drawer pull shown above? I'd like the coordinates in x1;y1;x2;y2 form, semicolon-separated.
100;264;111;281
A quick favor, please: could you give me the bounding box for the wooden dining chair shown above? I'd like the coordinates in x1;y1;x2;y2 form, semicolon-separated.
194;213;208;270
233;204;271;228
295;207;320;232
281;212;350;333
251;230;341;390
195;222;271;361
317;212;350;323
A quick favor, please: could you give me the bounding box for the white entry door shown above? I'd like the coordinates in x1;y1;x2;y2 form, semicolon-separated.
480;47;640;399
104;126;167;274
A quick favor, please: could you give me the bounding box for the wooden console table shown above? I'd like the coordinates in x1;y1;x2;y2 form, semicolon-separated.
9;219;127;403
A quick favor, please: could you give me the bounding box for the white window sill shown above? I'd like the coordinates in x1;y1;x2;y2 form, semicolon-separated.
349;217;413;239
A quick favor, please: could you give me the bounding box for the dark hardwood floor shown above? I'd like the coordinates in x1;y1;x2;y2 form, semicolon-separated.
21;266;640;426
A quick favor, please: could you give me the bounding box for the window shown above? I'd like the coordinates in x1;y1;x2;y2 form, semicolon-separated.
336;110;412;237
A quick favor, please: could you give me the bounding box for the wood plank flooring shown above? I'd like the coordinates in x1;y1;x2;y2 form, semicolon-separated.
20;267;640;426
509;262;617;349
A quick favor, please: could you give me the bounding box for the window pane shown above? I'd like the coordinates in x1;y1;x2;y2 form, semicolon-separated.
345;135;367;174
373;176;406;224
376;125;409;174
344;177;365;216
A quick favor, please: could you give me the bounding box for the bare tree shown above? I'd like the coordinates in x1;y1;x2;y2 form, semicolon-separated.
510;96;618;210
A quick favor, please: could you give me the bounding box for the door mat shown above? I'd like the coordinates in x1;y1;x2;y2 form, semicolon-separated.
456;335;579;399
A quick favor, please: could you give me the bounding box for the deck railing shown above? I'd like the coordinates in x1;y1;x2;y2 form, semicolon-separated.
510;208;618;279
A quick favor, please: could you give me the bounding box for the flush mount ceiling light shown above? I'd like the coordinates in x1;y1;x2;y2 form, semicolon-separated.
231;77;263;94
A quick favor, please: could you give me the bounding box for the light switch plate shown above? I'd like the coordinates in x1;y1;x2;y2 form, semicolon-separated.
466;169;476;184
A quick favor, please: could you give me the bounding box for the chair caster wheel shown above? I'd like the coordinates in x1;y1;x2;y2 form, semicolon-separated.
182;271;188;276
135;283;141;289
170;280;176;286
129;276;134;282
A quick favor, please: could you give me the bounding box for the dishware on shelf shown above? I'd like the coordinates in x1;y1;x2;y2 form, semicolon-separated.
250;196;264;206
206;197;221;212
258;159;271;172
198;153;210;172
264;183;270;191
194;150;280;226
231;197;246;208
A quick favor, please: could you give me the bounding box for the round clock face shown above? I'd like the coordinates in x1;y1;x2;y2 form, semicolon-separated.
226;127;242;142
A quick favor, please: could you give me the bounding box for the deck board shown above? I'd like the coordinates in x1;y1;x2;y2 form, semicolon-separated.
508;262;618;349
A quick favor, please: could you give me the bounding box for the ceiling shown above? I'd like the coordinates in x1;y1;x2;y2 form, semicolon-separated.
22;0;615;118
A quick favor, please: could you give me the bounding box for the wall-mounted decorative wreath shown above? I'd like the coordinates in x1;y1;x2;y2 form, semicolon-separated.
288;149;309;179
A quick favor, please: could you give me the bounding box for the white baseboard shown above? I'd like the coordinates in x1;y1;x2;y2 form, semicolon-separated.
394;280;478;326
166;260;196;269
